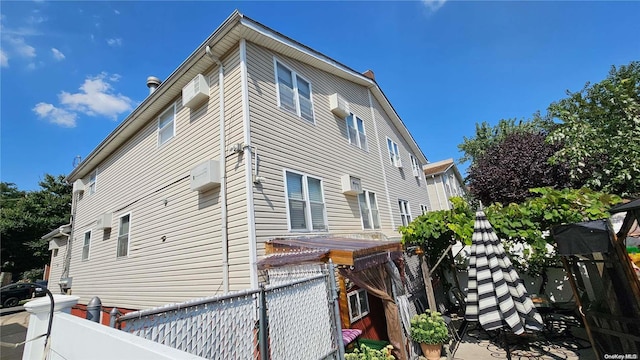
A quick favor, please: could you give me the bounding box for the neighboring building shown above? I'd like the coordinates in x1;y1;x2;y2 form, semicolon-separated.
422;158;466;211
47;11;430;311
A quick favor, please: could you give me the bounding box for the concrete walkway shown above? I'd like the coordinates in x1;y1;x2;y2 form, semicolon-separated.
0;310;29;360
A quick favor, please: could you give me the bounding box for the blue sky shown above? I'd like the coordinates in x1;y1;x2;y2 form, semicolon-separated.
1;1;638;191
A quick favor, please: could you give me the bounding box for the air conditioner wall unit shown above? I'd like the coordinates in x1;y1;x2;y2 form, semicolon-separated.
329;93;349;118
182;74;209;109
395;157;403;168
412;168;421;177
96;212;112;230
72;179;85;194
341;174;363;196
190;159;221;191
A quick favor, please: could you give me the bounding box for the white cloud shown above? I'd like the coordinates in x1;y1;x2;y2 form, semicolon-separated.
114;9;120;15
51;48;65;61
58;72;134;120
422;0;447;13
6;36;36;58
106;38;122;47
33;102;78;127
0;50;8;67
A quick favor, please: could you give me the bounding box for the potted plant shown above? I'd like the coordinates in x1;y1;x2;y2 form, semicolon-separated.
410;310;449;360
344;344;395;360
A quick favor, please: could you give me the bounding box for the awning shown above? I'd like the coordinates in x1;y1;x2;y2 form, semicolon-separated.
262;236;403;271
553;219;612;256
610;198;640;214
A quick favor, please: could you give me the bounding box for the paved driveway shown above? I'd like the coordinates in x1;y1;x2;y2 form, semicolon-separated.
1;310;29;360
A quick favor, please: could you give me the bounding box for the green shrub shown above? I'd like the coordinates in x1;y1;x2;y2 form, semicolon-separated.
410;310;449;345
345;343;395;360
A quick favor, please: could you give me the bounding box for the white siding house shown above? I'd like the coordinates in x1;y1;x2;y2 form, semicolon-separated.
422;158;467;212
51;11;431;310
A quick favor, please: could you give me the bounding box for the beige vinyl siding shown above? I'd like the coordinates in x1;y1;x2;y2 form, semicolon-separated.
48;244;66;287
67;48;250;309
245;42;393;249
369;93;431;234
425;175;447;211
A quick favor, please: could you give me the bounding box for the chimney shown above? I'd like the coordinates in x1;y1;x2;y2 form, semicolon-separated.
363;70;375;81
146;76;162;95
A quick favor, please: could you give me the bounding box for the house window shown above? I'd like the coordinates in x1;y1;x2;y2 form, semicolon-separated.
348;289;370;323
88;171;97;195
387;138;401;167
410;155;421;177
82;230;91;261
117;214;130;258
399;199;412;226
53;249;58;257
275;60;314;122
358;191;381;230
158;103;176;146
346;114;367;150
420;204;429;215
285;171;326;231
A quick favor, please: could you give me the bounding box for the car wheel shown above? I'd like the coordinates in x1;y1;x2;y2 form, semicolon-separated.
3;297;19;308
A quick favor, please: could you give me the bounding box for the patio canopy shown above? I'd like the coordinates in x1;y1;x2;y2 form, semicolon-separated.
261;236;403;271
553;219;612;256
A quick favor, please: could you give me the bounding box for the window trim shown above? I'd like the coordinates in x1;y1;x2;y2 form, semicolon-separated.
273;57;315;124
347;289;370;323
358;190;381;230
346;113;367;151
87;171;97;195
420;204;429;215
399;199;412;226
157;102;177;147
283;168;327;232
386;137;402;167
82;230;91;261
116;212;131;258
410;154;421;177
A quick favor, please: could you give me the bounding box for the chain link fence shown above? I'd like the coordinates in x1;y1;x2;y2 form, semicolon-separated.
114;262;342;360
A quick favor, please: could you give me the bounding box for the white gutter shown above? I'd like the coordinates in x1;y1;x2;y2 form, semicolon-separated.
368;89;395;230
240;39;258;288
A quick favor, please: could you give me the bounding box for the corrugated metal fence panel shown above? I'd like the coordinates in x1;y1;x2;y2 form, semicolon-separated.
120;293;258;360
265;274;337;359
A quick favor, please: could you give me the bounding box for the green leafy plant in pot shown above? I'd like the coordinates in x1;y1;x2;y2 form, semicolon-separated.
410;310;449;360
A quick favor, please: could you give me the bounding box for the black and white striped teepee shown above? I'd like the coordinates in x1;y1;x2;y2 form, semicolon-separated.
465;210;544;334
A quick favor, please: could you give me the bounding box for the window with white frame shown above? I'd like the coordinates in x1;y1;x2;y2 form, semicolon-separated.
87;171;97;195
358;191;380;230
410;155;421;177
82;230;91;261
348;289;370;323
158;103;176;146
346;114;367;150
285;171;326;231
117;214;130;258
275;60;314;122
420;204;429;215
399;199;412;226
387;138;401;167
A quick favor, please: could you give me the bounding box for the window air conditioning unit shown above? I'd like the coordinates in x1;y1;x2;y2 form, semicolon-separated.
395;156;403;168
190;159;221;191
341;174;363;196
72;179;85;194
96;212;112;230
182;74;209;109
329;93;349;118
412;168;421;178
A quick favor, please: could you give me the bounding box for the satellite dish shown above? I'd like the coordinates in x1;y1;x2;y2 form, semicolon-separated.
72;155;82;168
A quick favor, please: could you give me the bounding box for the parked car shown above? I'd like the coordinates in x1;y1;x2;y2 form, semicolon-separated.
0;282;47;308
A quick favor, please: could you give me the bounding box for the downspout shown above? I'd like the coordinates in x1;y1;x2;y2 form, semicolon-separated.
207;46;229;293
239;39;258;288
60;191;78;293
368;89;395;230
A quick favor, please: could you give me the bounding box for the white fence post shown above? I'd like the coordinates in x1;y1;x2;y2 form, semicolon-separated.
22;294;80;360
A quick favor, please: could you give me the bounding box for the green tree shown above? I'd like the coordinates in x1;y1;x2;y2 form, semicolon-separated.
458;113;554;164
0;175;71;279
548;61;640;197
